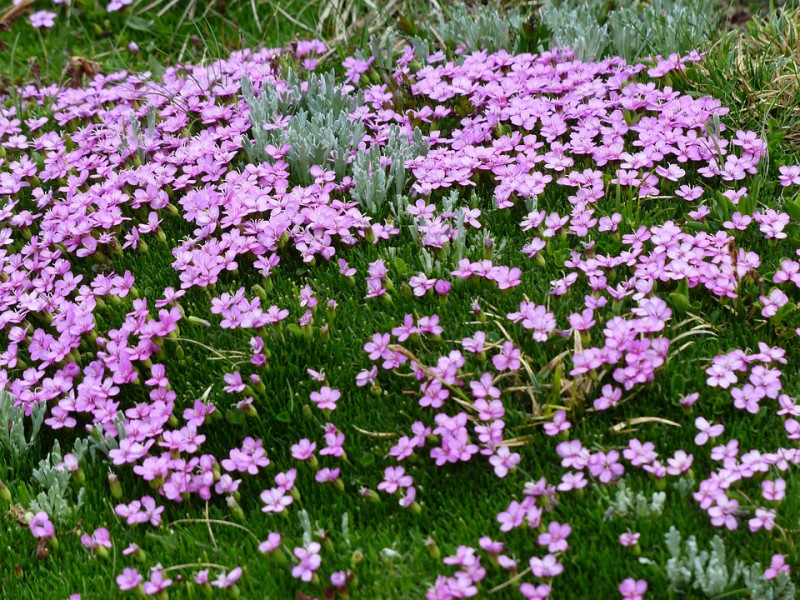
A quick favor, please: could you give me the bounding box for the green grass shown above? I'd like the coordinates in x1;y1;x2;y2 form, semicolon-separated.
2;1;800;599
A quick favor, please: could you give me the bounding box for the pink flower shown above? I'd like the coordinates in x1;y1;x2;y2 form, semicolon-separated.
116;568;143;591
310;386;340;411
529;554;563;578
748;507;776;532
260;487;293;513
694;417;724;445
619;578;647;600
762;478;786;502
778;165;800;187
30;11;57;29
765;554;790;579
588;450;624;483
258;532;282;553
378;466;412;494
143;565;172;595
342;56;374;84
80;527;112;550
292;542;322;581
291;438;316;461
520;583;552;599
29;512;54;539
212;567;242;589
537;521;571;553
543;410;570;436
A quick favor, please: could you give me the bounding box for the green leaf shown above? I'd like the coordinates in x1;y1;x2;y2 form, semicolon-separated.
225;409;245;426
126;17;153;32
393;258;407;275
784;198;800;221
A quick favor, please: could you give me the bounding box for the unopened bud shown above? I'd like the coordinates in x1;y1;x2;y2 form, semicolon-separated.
109;473;123;499
425;537;440;560
0;480;11;503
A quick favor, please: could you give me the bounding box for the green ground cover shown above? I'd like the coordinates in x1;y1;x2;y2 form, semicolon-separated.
1;1;800;599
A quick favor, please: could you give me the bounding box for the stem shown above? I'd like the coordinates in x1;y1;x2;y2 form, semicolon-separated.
167;519;261;544
162;563;228;573
488;566;531;594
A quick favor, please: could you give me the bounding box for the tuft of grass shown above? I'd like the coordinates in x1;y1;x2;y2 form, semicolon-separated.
681;6;800;151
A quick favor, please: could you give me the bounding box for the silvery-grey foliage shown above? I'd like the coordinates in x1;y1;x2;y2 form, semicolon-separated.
0;391;45;458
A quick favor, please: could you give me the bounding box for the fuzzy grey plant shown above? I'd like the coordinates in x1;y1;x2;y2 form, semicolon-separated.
607;0;718;62
538;0;718;62
600;479;666;520
242;68;363;179
244;70;426;214
662;526;795;599
29;439;86;523
539;1;608;62
0;391;45;458
743;564;796;600
85;417;126;462
430;3;526;54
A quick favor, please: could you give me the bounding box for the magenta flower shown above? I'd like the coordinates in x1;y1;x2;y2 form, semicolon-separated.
378;466;413;494
694;417;724;445
529;554;563;578
762;478;786;502
211;567;242;589
537;521;571;553
748;507;776;532
30;11;57;29
310;386;340;411
116;568;143;591
619;578;647;600
342;56;374;84
520;583;552;599
291;542;322;581
765;554;790;579
315;467;341;484
258;532;282;553
260;487;293;513
708;495;739;530
492;341;521;371
143;565;172;595
543;410;570;436
194;570;209;585
80;527;112;551
778;165;800;187
29;512;54;539
588;450;624;483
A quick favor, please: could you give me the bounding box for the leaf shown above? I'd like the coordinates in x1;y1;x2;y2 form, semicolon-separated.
610;416;681;433
784;198;800;221
393;258;407;275
125;16;153;32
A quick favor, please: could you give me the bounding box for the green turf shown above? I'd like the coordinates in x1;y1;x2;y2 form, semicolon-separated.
2;1;800;599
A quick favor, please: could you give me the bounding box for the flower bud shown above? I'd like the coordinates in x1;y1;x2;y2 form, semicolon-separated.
425;537;440;560
252;284;268;302
350;549;364;570
227;496;245;521
359;487;381;503
0;480;11;503
109;473;123;499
